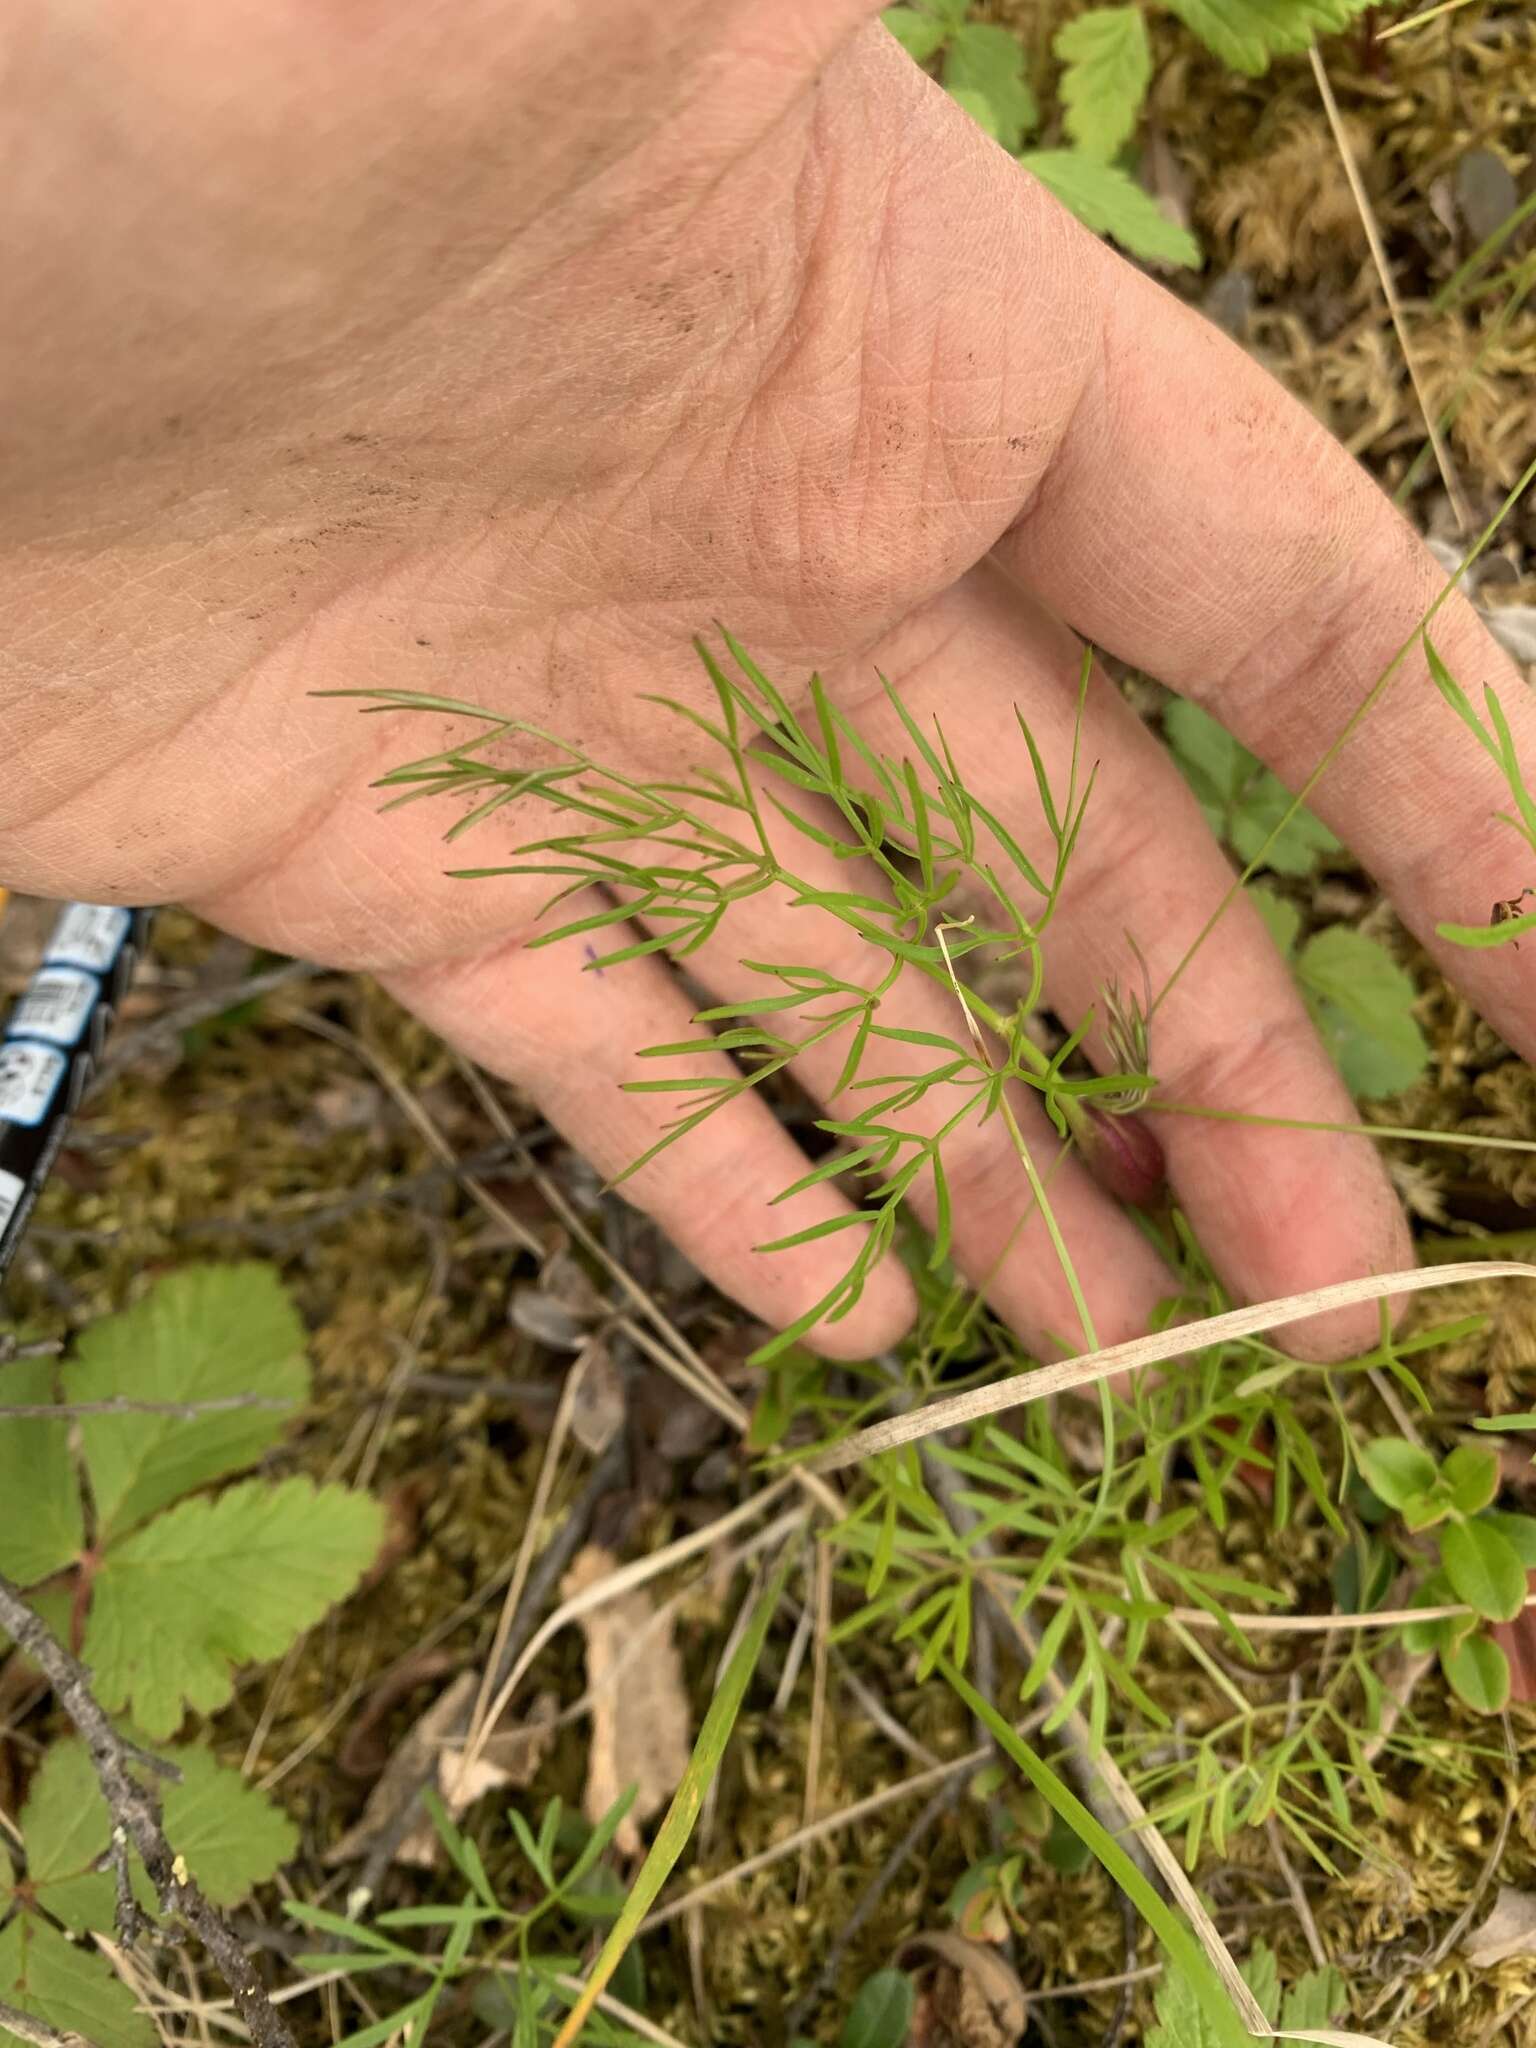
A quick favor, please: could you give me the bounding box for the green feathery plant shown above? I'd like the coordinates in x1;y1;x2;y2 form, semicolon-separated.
347;630;1499;1858
340;554;1536;2040
348;636;1146;1376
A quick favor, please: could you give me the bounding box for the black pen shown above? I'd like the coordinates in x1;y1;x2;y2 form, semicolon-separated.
0;903;151;1286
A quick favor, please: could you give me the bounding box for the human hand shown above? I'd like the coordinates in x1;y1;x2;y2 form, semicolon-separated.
2;2;1527;1361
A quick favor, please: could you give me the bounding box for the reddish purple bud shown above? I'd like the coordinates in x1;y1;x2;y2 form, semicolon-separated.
1078;1106;1167;1209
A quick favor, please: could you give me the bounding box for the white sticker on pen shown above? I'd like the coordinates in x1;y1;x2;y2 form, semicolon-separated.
0;1167;25;1238
6;967;98;1048
0;1040;67;1128
44;903;131;975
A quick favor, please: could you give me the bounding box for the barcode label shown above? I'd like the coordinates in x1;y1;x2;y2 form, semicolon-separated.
44;903;131;974
0;1040;66;1128
6;967;98;1048
0;1167;24;1238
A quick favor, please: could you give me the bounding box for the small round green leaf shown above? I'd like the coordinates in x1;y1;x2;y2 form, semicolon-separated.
1359;1438;1437;1512
1482;1510;1536;1569
1441;1444;1500;1518
1442;1517;1527;1623
1442;1633;1511;1714
840;1969;915;2048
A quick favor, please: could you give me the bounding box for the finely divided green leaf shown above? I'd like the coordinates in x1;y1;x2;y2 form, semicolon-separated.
943;24;1038;152
84;1476;384;1738
1161;0;1375;77
69;1263;308;1544
1294;926;1429;1099
1054;7;1151;159
0;1357;84;1587
1019;151;1201;268
0;1914;156;2048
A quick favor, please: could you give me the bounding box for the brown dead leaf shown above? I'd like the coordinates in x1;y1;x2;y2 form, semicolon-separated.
509;1244;610;1351
339;1649;459;1779
900;1933;1029;2048
326;1674;557;1870
1492;1573;1536;1703
562;1544;691;1856
1465;1885;1536;1969
569;1337;626;1456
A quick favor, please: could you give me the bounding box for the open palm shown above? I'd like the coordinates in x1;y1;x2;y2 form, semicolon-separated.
2;0;1527;1358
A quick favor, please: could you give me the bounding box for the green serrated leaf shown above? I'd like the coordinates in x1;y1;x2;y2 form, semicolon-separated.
1241;1938;1281;2024
944;24;1038;152
882;5;951;62
946;83;1001;139
7;1740;297;1938
0;1357;85;1587
0;1913;156;2048
1442;1517;1527;1623
69;1264;308;1545
1019;150;1202;268
1144;1960;1208;2048
84;1476;384;1738
1359;1437;1437;1511
1164;701;1338;876
1295;926;1429;1099
1442;1632;1511;1714
840;1969;916;2048
1281;1962;1350;2030
1247;883;1302;958
5;1740;115;1934
1162;0;1375;77
1054;7;1151;159
157;1747;300;1906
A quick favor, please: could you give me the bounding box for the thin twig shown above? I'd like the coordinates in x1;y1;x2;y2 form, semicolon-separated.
1266;1817;1327;1971
0;1394;289;1422
348;1432;628;1906
0;1337;63;1365
457;1058;847;1521
784;1776;964;2033
796;1541;832;1903
460;1343;592;1777
0;1998;99;2048
1375;0;1476;38
1309;42;1471;529
91;960;323;1090
0;1569;297;2048
287;1011;542;1257
639;1745;992;1933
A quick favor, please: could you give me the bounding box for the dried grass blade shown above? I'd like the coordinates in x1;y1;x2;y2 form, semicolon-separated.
814;1262;1536;1471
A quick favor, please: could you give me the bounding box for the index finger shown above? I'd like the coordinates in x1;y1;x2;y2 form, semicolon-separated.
990;201;1536;1056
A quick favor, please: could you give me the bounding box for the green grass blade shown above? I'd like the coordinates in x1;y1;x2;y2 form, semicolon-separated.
550;1541;800;2048
940;1660;1257;2048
